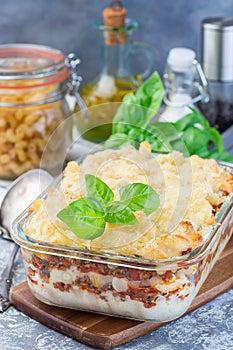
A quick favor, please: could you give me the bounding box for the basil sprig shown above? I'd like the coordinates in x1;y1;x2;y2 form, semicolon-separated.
104;71;233;163
57;175;160;240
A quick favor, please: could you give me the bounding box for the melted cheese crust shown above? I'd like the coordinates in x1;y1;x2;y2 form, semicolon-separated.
26;145;233;259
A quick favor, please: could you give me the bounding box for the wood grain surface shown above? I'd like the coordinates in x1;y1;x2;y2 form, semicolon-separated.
10;238;233;350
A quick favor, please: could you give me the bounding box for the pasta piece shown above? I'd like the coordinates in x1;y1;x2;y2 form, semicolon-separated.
16;148;27;163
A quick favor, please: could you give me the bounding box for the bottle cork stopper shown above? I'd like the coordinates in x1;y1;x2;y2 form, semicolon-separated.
103;0;127;45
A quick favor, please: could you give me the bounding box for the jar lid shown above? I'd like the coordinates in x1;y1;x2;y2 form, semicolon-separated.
167;48;196;72
0;44;69;88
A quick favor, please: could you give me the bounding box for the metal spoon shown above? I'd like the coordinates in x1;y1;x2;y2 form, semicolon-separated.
0;244;19;311
0;169;53;312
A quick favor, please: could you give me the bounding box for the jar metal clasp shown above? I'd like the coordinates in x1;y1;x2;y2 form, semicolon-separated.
65;53;89;121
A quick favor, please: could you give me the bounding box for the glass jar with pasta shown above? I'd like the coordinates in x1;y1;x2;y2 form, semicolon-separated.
0;44;80;179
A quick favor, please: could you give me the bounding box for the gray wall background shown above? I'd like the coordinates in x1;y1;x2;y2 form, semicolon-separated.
1;0;233;84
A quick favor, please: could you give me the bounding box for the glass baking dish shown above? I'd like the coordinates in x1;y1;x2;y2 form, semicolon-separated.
12;163;233;323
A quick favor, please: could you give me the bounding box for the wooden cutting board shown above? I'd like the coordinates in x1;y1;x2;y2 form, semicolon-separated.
10;238;233;350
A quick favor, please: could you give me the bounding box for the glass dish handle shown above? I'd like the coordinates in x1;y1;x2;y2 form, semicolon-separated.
130;41;156;80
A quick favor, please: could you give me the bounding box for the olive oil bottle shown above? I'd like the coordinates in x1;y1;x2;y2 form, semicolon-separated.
75;0;155;143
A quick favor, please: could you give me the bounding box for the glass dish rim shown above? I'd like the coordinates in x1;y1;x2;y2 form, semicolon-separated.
11;161;233;270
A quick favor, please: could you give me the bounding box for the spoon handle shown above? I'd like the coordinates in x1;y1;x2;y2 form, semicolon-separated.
0;225;13;241
0;244;19;312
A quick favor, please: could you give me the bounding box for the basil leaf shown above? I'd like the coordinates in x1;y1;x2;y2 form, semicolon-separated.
57;197;105;240
85;174;114;207
123;91;137;104
147;123;182;154
113;100;147;134
208;127;224;153
103;133;137;150
119;183;160;215
112;71;164;134
206;149;233;163
135;71;164;123
105;201;138;225
181;126;210;155
112;93;138;134
174;109;209;132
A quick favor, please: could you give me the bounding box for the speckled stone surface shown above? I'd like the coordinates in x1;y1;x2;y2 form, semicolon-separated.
0;225;233;350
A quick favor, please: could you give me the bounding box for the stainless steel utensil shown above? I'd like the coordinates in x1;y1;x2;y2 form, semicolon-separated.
0;169;53;312
0;244;19;312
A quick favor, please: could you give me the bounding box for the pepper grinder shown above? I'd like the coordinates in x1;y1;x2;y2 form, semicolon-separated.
198;17;233;132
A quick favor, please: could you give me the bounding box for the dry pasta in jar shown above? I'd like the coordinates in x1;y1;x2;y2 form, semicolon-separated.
0;44;79;179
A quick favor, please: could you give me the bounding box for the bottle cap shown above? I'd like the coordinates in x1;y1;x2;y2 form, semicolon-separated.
102;0;127;45
167;48;196;71
202;17;233;81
